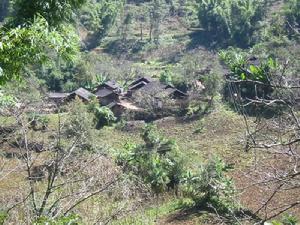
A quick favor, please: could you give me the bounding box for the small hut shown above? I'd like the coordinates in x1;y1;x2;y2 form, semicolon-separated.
47;92;69;105
66;88;95;102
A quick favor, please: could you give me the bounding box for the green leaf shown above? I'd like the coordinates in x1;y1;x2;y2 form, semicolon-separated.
240;73;246;80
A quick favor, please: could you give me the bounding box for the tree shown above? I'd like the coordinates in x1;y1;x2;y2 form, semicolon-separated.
196;0;266;47
149;0;164;43
284;0;300;39
0;97;121;223
0;0;85;85
0;16;80;85
80;0;124;49
11;0;86;27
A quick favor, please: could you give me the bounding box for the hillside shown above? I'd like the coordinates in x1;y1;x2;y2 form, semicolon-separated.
0;0;300;224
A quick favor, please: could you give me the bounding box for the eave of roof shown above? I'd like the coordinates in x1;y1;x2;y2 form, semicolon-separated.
71;88;95;101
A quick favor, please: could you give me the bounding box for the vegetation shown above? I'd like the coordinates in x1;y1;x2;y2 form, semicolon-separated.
196;0;267;47
180;157;237;213
1;0;300;224
117;124;183;193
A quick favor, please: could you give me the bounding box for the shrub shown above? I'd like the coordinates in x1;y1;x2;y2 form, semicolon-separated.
117;124;184;194
159;69;173;86
180;157;237;213
28;113;49;130
94;106;116;128
220;50;276;100
271;213;299;225
87;97;116;128
63;97;96;151
0;211;7;225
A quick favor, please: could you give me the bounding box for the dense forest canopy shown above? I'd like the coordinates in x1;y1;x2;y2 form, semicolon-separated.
0;0;300;224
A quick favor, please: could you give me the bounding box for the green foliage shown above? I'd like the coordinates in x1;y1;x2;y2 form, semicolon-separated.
0;16;80;85
64;97;96;150
28;113;50;130
0;91;17;108
0;211;7;225
202;73;221;97
117;124;183;193
284;0;300;39
220;50;277;82
33;213;82;225
159;69;173;85
196;0;266;47
180;157;237;213
80;0;124;49
281;214;299;225
11;0;86;27
271;213;299;225
94;106;116;128
87;96;116;128
220;49;277;100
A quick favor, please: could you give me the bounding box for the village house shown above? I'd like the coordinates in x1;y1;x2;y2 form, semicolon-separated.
94;80;122;106
107;100;142;117
66;87;95;102
47;92;70;105
127;77;188;100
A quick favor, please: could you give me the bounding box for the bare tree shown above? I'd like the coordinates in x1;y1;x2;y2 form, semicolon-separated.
225;58;300;222
0;98;123;223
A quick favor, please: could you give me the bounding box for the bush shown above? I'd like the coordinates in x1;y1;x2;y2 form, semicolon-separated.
87;97;116;128
271;213;299;225
220;49;276;100
28;113;49;130
94;106;116;128
180;157;237;213
117;124;184;193
63;97;96;151
159;69;173;86
0;211;7;225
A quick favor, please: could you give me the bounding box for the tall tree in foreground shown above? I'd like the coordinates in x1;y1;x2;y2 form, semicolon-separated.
0;0;86;85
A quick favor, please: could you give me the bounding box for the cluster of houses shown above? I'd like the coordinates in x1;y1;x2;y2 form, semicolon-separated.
48;76;188;116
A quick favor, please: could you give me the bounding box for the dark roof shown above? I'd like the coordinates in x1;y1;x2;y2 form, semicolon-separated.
70;88;95;101
104;80;120;90
107;102;118;108
95;88;116;98
166;87;187;97
129;76;153;88
128;81;148;91
139;81;166;92
137;81;187;98
48;92;69;99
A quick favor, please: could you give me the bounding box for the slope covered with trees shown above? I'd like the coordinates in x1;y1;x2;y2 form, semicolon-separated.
0;0;300;224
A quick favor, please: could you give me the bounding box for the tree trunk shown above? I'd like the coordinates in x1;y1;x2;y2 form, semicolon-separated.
149;23;153;41
140;23;143;41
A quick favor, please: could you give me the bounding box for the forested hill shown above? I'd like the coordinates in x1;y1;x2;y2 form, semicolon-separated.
1;0;299;93
0;0;300;224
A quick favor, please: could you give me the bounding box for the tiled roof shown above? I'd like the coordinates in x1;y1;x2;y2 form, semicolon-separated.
95;88;115;98
48;92;69;99
72;88;95;101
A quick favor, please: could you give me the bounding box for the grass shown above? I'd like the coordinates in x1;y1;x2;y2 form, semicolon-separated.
0;116;15;126
111;197;180;225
